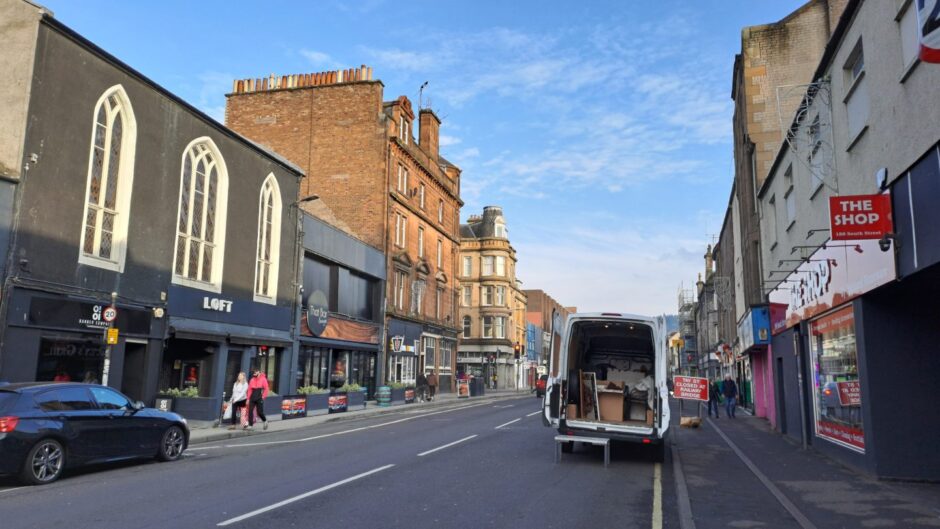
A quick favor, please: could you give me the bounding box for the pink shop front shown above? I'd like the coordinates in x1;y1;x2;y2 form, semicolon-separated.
737;305;776;428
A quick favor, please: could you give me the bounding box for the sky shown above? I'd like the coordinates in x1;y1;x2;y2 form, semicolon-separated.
40;0;806;316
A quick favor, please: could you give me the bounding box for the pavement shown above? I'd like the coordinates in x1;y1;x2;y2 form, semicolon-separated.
671;403;940;528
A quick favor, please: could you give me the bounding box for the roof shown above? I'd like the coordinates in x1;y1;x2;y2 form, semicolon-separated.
460;224;477;238
38;12;305;178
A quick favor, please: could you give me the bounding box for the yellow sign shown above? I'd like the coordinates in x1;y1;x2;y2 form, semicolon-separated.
107;328;119;345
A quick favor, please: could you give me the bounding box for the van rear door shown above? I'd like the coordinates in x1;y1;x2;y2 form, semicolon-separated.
542;310;564;428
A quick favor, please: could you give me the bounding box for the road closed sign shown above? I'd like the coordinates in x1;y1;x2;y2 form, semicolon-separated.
673;376;708;401
829;194;893;241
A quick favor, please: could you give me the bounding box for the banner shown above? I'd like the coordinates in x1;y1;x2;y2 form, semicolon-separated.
917;0;940;63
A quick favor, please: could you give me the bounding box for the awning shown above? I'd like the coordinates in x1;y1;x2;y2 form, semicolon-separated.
229;334;293;348
171;329;225;343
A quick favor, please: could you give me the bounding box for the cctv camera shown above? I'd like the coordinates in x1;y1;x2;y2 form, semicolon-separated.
878;235;892;252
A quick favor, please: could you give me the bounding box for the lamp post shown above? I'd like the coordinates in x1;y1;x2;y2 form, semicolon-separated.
290;194;319;394
101;291;117;387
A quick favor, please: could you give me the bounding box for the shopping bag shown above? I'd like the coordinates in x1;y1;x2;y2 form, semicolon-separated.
222;401;232;420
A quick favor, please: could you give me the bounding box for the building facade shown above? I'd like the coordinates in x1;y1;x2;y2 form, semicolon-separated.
225;69;463;392
0;2;302;410
523;289;573;377
458;207;527;389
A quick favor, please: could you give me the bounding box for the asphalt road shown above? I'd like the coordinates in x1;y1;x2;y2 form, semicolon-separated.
0;397;679;529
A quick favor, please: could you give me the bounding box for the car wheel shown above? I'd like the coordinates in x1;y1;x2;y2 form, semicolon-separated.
561;441;574;453
157;425;185;462
21;439;65;485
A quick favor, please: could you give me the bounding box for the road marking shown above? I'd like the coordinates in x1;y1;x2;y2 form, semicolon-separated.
0;487;25;496
495;418;521;429
526;411;541;417
217;464;394;526
708;418;818;529
190;401;493;451
671;444;697;529
417;435;477;457
493;404;514;408
652;462;662;529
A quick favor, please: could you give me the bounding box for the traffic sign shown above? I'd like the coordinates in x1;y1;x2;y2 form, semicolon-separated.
103;306;118;323
673;376;709;401
107;328;119;345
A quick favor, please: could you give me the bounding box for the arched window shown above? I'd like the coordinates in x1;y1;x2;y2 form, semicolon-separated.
254;174;282;303
79;85;136;272
462;316;472;338
173;138;228;291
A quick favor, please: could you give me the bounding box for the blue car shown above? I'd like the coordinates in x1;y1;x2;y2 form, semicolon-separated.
0;382;189;485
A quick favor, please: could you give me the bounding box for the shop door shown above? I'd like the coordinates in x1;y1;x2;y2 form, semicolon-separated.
225;350;243;394
776;357;787;434
121;342;147;402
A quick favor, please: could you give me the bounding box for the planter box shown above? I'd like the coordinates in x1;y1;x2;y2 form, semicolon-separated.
305;393;330;416
169;396;222;422
347;390;366;409
390;387;405;403
263;396;283;420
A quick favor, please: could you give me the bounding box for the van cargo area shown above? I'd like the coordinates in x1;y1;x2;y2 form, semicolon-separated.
564;319;657;428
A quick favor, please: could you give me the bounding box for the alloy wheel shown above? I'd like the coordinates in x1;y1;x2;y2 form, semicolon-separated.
162;427;184;460
31;441;63;483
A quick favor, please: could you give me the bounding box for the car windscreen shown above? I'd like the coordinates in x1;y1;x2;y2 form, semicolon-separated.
0;392;18;414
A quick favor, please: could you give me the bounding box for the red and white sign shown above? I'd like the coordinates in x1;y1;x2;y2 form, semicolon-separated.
816;420;865;452
917;0;940;63
102;306;118;323
837;381;861;406
829;194;893;241
673;376;708;401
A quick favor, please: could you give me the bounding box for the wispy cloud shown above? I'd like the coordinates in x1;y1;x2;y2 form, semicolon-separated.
439;134;461;147
194;70;232;123
300;49;340;68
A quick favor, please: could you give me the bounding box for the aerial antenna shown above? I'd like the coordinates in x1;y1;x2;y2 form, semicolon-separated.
418;81;429;109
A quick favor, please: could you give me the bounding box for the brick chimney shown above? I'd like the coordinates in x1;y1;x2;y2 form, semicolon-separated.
419;109;440;162
704;244;714;279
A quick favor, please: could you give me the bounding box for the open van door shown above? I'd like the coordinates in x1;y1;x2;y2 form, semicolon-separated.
656;315;671;433
542;310;565;428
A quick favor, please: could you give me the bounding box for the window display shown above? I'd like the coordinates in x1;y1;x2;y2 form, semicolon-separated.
36;338;103;383
810;306;864;452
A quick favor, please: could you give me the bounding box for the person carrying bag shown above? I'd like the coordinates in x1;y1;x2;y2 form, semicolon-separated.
227;372;249;430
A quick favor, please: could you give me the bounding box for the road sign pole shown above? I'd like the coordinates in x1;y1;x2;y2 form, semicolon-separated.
101;292;117;387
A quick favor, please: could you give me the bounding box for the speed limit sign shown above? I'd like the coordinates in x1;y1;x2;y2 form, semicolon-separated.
103;306;118;323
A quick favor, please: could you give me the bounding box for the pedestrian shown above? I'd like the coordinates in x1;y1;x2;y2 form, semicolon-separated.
82;371;99;385
227;372;248;430
416;372;429;402
245;368;269;430
426;371;439;401
708;378;721;419
722;375;738;418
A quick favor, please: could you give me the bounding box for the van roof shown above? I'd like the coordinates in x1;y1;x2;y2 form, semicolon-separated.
568;312;657;324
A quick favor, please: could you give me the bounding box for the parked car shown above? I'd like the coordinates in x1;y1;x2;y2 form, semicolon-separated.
0;382;189;485
535;375;548;398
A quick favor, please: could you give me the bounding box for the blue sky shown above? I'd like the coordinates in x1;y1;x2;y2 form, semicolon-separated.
41;0;806;315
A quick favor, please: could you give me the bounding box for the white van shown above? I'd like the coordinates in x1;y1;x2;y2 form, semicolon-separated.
542;312;670;461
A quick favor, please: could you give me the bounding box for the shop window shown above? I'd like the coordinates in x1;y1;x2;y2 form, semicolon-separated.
441;341;452;370
296;346;330;389
79;85;137;273
810;306;864;452
339;270;375;321
254;346;280;394
254;175;282;303
36;338;104;384
173;138;229;292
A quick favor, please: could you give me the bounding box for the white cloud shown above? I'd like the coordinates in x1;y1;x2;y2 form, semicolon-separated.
439;134;461;147
361;47;437;71
300;49;336;66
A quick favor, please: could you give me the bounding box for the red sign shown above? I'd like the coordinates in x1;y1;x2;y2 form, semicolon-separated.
816;420;865;451
829;194;893;241
917;0;940;63
836;381;861;406
673;376;708;401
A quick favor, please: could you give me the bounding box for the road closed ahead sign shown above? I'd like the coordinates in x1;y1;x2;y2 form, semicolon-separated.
673;376;708;401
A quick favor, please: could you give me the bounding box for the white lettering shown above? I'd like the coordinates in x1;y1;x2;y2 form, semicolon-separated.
203;297;234;313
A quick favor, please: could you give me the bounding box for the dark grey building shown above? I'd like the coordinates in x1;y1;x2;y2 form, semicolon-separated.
0;2;302;410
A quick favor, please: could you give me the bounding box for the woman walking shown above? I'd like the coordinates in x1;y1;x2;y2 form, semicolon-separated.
227;372;248;430
245;368;269;430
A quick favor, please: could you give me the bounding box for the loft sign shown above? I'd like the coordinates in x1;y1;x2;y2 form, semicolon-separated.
203;297;233;313
829;194;892;241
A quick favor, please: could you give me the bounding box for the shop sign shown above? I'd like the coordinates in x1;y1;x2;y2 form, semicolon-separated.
28;297;151;334
280;396;307;419
305;290;329;336
917;0;940;63
767;239;895;333
737;306;771;352
673;376;709;401
202;297;234;313
328;392;348;414
816;421;865;451
829;194;893;241
770;303;788;335
837;381;861;406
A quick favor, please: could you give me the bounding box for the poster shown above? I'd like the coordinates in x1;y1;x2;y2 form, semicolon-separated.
281;396;308;419
404;387;416;404
328;391;348;414
456;379;470;398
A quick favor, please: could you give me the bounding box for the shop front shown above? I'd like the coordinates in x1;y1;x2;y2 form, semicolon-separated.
737;305;773;424
297;305;381;398
387;318;421;386
0;287;164;403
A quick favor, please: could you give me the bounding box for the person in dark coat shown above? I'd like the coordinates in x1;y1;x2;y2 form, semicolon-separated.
416;373;429;402
722;375;738;418
708;378;722;418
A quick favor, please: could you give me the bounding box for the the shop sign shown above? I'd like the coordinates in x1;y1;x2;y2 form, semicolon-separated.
737;306;771;352
767;239;895;333
829;194;893;241
917;0;940;63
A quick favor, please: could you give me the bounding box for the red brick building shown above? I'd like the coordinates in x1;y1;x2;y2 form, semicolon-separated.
225;67;463;391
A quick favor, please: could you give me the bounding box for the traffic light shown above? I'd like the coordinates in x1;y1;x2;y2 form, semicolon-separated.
513;343;521;359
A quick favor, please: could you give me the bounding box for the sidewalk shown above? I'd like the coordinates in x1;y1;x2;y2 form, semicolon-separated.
671;403;940;528
186;389;530;445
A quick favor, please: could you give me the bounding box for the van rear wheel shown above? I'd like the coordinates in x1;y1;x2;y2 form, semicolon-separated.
561;441;574;453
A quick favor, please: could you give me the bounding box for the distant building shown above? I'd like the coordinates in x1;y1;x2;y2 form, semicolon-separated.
523;289;574;377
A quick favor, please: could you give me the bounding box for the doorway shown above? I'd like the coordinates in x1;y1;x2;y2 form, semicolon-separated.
121;341;148;402
776;357;787;434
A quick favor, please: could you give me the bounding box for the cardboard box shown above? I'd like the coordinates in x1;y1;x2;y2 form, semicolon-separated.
597;392;624;422
647;409;654;426
566;403;578;419
629;401;647;421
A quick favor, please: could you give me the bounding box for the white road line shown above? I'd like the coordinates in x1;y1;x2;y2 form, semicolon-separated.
495;418;521;429
652;462;663;529
0;487;25;496
217;464;394;526
190;401;492;451
493;404;514;408
417;435;478;457
526;411;541;417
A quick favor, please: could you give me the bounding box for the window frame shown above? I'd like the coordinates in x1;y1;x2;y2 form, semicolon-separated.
495;256;506;276
462;285;472;306
253;174;282;304
436;239;442;268
438;199;444;223
482;256;495;276
417;226;424;258
462;316;472;338
462;256;472;276
419;184;426;209
78;85;137;273
171;137;229;293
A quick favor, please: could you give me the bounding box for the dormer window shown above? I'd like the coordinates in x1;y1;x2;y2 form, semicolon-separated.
494;221;507;238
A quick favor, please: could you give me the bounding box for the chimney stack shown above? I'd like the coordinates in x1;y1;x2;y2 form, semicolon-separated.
419;109;441;162
704;244;714;279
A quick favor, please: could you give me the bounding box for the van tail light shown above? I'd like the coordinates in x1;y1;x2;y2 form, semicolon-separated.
642;438;651;444
0;416;19;433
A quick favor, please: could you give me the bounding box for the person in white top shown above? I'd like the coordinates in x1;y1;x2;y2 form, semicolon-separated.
227;372;249;430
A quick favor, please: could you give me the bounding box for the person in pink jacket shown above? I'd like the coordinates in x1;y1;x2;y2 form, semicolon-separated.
245;368;269;430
